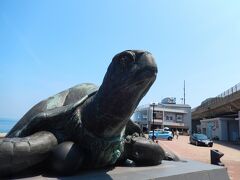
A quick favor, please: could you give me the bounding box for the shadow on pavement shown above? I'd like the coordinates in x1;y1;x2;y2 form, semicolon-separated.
213;140;240;151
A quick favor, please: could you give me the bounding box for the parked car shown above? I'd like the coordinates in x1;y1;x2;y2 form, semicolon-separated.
190;133;213;147
149;130;173;140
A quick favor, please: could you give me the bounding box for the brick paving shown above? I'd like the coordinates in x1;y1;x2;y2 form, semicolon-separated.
159;135;240;180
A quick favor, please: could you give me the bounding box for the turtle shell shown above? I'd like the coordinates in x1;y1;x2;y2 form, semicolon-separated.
7;83;98;137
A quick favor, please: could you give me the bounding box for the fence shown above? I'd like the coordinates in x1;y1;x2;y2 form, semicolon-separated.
194;82;240;111
217;82;240;98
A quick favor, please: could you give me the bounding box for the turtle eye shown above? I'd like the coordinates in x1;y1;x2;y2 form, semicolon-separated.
119;55;129;66
119;53;135;67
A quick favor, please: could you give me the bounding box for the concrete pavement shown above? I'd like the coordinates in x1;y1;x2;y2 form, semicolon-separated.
159;135;240;180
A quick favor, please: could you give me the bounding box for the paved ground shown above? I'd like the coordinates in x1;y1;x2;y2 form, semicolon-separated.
159;135;240;180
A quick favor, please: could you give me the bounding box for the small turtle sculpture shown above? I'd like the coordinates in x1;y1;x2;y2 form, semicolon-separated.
0;50;166;177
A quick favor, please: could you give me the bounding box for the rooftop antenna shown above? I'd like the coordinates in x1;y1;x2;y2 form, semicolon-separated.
183;80;186;104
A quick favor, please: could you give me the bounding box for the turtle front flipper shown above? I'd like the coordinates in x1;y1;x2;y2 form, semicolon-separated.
0;131;57;177
123;135;165;165
125;119;145;137
49;141;85;175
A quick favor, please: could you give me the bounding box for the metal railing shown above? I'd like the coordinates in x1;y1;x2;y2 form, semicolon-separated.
217;82;240;98
193;82;240;112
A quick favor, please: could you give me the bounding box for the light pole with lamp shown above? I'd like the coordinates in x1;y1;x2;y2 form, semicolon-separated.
151;102;156;141
162;104;165;129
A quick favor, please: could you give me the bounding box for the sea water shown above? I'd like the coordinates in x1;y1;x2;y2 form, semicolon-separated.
0;118;18;133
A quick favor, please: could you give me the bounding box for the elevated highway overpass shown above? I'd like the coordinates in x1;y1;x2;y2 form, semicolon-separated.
192;82;240;141
192;83;240;120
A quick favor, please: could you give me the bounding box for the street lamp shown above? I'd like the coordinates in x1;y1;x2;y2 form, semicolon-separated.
162;104;165;129
150;102;156;141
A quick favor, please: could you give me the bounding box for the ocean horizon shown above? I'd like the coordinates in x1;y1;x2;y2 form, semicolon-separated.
0;118;18;133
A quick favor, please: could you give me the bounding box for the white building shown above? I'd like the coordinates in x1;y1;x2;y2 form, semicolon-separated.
132;98;192;133
200;117;239;141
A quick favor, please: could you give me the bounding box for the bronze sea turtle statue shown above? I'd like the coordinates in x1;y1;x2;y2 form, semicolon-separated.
0;50;167;177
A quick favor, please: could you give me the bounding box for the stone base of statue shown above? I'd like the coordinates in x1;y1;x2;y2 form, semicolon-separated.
13;160;229;180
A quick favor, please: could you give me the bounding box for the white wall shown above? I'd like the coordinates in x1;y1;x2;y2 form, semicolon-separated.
220;119;227;141
201;118;221;140
200;118;238;141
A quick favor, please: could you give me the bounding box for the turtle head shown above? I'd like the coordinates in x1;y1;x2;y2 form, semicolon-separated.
98;50;157;119
81;50;157;137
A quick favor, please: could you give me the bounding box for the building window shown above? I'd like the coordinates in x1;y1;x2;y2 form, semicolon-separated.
154;111;163;119
176;114;183;122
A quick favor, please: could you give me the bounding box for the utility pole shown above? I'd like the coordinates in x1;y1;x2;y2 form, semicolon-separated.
184;80;186;104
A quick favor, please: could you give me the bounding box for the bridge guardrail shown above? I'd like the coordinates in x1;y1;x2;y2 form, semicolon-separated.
193;82;240;112
217;82;240;98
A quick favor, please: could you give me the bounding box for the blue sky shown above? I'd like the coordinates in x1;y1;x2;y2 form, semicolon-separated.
1;0;240;119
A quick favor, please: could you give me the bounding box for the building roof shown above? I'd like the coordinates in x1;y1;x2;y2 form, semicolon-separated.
136;103;191;110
